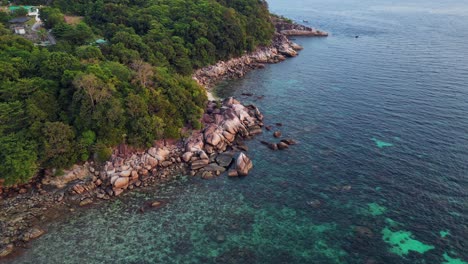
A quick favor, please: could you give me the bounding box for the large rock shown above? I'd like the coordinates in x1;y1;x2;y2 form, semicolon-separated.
42;165;90;188
223;130;236;143
191;159;209;170
148;147;170;161
22;227;45;242
120;170;131;177
131;170;139;181
72;184;85;194
199;150;209;160
0;244;14;258
147;156;158;167
182;152;193;163
277;142;289;150
203;163;227;173
233;152;253;176
205;129;222;147
114;177;129;189
79;198;93;207
228;169;238;177
216;153;234;167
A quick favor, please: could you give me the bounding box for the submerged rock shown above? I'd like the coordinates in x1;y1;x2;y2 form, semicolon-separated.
151;201;162;207
79;198;93;207
281;139;297;145
277;142;289;150
268;143;278;151
273;131;282;138
0;244;14;258
355;226;374;239
22;227;45;241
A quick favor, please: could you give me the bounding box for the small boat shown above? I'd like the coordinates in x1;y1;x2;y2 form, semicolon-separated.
302;20;309;23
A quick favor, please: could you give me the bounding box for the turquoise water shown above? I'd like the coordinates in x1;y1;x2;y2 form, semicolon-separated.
13;0;468;263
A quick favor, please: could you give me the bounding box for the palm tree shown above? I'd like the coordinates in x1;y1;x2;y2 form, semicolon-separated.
37;28;47;41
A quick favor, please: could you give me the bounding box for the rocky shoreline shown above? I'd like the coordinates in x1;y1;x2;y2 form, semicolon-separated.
272;16;329;37
193;33;303;89
192;19;327;89
0;19;323;259
0;97;300;259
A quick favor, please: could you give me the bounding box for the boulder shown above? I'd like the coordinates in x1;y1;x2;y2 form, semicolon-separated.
199;150;209;160
216;153;234;167
182;152;193;163
161;161;173;167
155;148;170;161
147;156;158;168
72;184;85;194
223;131;236;143
201;171;215;179
273;131;282;138
109;175;118;185
0;244;14;258
281;139;297;145
268;143;278;151
120;170;131;177
79;198;93;207
203;163;227;173
22;227;45;241
191;159;209;170
95;179;102;186
114;177;129;189
147;147;157;157
234;152;253;176
205;131;222;147
151;201;162;207
113;188;124;196
277;142;289;150
248;126;263;135
228;169;239;177
42;165;90;189
130;170;138;180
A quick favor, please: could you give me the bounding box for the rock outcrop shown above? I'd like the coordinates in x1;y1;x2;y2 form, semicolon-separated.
184;98;261;177
272;16;328;37
193;20;327;89
192;33;303;88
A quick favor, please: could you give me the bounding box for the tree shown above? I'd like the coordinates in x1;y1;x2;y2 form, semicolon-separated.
12;7;28;18
0;134;38;185
40;8;64;29
130;59;153;88
72;73;111;108
37;29;48;41
40;122;77;168
76;45;104;61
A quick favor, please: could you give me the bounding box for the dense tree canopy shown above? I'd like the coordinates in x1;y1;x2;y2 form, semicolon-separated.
0;0;274;185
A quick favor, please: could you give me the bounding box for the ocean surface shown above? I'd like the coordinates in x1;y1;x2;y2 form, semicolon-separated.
12;0;468;263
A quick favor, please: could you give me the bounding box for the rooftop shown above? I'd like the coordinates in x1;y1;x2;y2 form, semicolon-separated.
9;17;31;24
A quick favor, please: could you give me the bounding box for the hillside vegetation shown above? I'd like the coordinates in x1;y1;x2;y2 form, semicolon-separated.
0;0;274;185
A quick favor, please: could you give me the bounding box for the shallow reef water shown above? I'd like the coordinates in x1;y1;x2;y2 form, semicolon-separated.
13;0;468;263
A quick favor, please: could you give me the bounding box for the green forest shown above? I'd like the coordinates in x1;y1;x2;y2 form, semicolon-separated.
0;0;275;185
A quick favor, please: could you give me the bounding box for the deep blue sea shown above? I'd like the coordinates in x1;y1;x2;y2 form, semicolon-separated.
12;0;468;263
